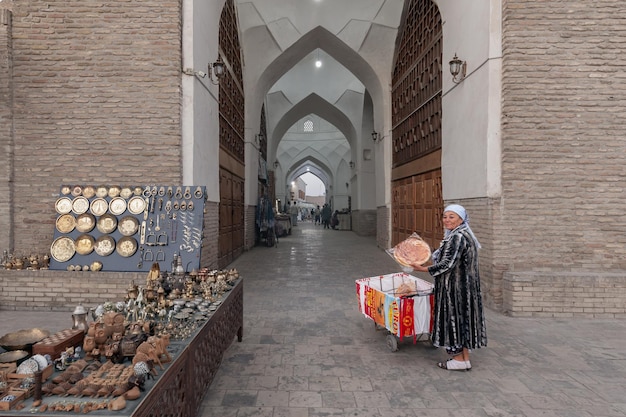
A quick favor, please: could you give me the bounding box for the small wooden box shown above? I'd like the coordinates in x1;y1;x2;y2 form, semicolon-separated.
0;389;25;411
0;363;16;381
8;364;53;383
32;329;84;360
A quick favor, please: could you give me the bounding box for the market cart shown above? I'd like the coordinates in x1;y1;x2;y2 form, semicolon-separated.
355;272;434;352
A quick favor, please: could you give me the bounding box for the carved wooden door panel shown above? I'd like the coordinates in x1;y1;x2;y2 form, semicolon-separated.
392;169;442;250
218;168;244;268
391;0;443;250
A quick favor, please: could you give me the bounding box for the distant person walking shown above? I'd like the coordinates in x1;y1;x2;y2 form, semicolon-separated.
321;204;332;229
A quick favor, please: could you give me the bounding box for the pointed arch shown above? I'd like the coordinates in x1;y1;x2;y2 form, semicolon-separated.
248;26;384;138
270;93;356;162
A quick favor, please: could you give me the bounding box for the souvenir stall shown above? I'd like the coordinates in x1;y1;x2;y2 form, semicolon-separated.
0;185;243;416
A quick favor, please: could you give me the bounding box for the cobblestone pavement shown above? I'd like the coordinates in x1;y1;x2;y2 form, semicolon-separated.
199;223;626;417
2;222;626;417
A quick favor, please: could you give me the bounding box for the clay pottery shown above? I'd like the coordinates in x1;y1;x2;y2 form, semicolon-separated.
87;322;96;337
108;396;126;411
94;325;107;345
124;386;141;400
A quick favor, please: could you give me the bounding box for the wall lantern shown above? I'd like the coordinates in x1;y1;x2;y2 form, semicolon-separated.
349;161;355;168
208;58;225;85
449;53;467;84
371;131;379;142
273;160;279;169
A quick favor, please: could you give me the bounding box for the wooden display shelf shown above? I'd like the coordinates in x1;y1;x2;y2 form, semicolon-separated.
0;278;243;417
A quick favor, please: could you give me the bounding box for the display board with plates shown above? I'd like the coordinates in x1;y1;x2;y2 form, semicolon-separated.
50;185;206;272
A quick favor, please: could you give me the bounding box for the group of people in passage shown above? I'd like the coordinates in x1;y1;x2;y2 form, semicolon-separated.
312;204;339;229
412;204;488;371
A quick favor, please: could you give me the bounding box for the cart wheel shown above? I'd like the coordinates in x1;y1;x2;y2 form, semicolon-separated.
386;335;398;352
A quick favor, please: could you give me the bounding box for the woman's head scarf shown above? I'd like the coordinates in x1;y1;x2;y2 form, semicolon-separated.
443;204;481;249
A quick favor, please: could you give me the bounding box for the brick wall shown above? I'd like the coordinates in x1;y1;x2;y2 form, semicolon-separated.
244;204;256;250
504;272;626;318
497;0;626;314
501;0;626;271
8;1;183;255
351;209;376;237
0;269;142;311
0;8;13;253
376;206;390;249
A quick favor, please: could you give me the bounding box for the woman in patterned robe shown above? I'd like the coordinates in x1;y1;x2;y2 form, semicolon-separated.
413;204;487;371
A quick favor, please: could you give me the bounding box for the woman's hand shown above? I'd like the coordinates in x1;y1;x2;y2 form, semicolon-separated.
412;264;429;273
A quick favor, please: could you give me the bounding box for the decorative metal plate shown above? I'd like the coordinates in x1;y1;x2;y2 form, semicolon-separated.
120;187;133;199
60;185;72;196
128;196;147;215
71;185;83;197
75;234;95;256
95;186;108;198
94;235;115;257
50;236;76;262
75;212;96;233
82;186;96;199
55;197;73;215
118;216;139;236
55;214;76;234
108;186;121;198
97;213;118;234
71;196;90;215
109;197;127;216
116;236;138;257
90;198;108;216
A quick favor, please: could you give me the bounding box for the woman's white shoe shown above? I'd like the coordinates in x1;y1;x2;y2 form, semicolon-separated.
437;358;471;371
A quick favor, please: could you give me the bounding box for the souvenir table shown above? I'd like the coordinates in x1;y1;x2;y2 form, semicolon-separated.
0;279;243;417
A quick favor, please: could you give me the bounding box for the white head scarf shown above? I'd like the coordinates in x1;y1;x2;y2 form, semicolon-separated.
444;204;481;249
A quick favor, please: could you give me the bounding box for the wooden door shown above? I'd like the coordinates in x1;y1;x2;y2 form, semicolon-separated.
392;169;442;250
218;168;244;268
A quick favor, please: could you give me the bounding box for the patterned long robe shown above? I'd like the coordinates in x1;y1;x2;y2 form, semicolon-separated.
428;225;487;351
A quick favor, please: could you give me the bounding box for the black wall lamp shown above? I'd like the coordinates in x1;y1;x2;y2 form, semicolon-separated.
371;131;379;142
449;53;467;84
208;58;225;85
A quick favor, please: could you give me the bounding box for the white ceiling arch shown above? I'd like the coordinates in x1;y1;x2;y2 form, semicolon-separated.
286;155;333;189
270;93;356;163
248;26;384;136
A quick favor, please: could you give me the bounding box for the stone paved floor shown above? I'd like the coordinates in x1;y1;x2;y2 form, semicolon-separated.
2;222;626;416
198;222;626;417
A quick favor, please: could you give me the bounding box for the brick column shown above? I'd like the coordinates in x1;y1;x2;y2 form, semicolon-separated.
0;8;13;253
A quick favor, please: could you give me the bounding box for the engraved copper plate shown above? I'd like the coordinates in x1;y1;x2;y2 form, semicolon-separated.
60;185;72;196
75;212;96;233
95;186;108;198
116;236;138;257
71;196;90;215
56;214;76;234
55;197;73;215
94;235;115;257
109;197;127;216
97;213;118;234
108;186;121;198
50;236;76;262
90;198;108;216
120;187;133;199
118;216;139;236
128;196;147;215
71;185;83;197
75;234;95;256
82;186;96;199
